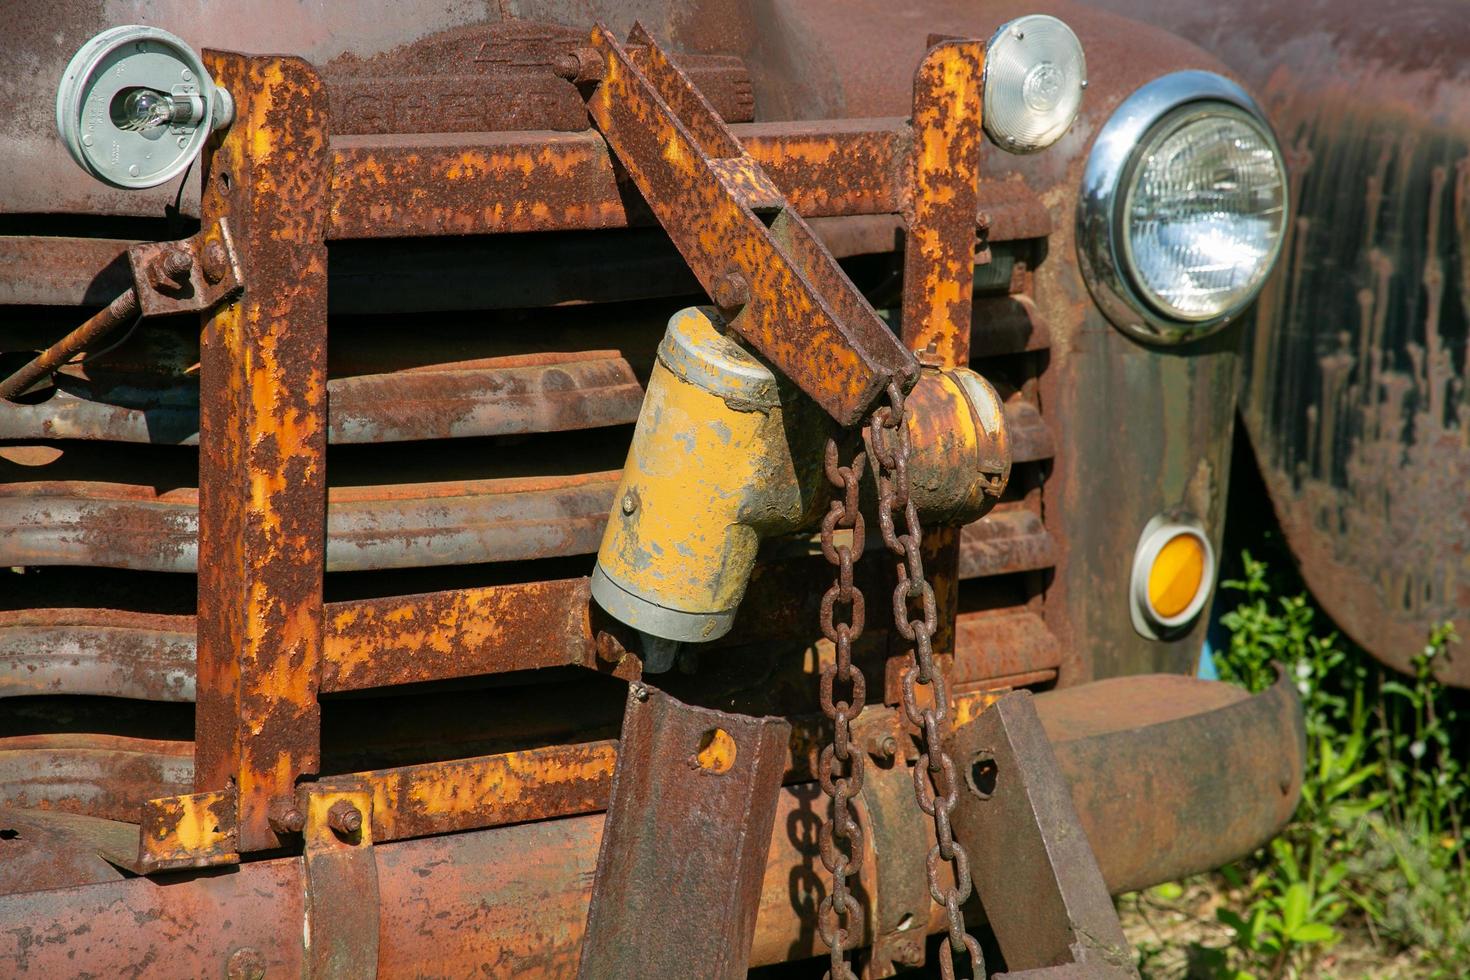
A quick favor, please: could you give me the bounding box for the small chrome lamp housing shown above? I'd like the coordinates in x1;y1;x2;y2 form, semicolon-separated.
56;25;234;190
1078;71;1288;344
983;15;1087;154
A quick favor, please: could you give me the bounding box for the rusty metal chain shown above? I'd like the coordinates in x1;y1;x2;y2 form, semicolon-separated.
816;436;868;980
867;380;984;980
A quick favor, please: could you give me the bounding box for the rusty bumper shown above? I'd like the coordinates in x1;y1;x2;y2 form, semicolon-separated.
0;671;1302;976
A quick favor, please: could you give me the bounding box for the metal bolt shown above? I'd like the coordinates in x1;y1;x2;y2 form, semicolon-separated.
710;271;750;309
201;240;230;284
553;47;606;84
267;801;305;835
631;682;649;702
880;735;898;758
148;248;193;289
326;799;363;837
225;946;267;980
621;492;638;515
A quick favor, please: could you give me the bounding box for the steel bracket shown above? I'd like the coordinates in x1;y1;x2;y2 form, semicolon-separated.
578;682;791;979
301;786;380;980
947;691;1139;978
125;219;243;318
850;708;932;977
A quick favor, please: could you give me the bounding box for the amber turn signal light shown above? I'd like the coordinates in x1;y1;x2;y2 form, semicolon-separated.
1131;517;1215;638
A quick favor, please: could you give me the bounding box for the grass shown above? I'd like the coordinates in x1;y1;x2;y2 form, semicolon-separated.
1125;551;1468;978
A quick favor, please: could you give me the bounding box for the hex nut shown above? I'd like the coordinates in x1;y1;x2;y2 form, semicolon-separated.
326;799;363;837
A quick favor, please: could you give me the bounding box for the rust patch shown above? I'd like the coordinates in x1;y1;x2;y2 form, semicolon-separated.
194;51;331;852
321;579;595;691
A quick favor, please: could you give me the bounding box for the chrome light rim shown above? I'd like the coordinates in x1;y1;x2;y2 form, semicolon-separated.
1077;70;1288;345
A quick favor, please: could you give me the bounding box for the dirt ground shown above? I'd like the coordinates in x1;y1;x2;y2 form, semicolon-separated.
1118;878;1423;979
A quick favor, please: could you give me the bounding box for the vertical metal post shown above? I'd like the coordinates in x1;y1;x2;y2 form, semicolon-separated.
194;52;331;852
894;40;987;690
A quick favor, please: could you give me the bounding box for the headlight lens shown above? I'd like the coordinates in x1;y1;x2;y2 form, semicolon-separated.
1123;106;1286;320
1076;71;1289;344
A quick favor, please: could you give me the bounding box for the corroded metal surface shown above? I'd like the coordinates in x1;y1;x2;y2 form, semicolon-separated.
0;355;643;445
579;685;790;978
193;51;331;852
322;578;595;690
0;474;618;572
327;122;906;241
320;741;617;843
902;40;986;371
0;609;196;701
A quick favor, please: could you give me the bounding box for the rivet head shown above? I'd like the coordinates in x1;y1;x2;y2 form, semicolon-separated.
81;134;93;147
621;492;638;515
128;164;140;177
181;68;194;81
631;682;649;702
225;946;267;980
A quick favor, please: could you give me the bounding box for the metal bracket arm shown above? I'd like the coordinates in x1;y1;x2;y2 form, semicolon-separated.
580;23;917;427
947;692;1140;978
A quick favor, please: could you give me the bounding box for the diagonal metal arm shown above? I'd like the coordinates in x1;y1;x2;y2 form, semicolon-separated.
581;23;917;427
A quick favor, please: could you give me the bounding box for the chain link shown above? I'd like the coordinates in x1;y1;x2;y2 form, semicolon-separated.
817;436;868;980
867;380;984;980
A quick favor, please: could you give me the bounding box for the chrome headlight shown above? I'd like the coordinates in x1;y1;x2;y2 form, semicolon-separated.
1078;71;1287;344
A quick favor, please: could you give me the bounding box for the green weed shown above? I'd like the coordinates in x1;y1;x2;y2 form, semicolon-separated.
1135;551;1467;978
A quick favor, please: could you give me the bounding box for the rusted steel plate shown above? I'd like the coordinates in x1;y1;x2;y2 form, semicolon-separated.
0;236;134;307
193;51;331;852
969;295;1053;358
0;472;618;572
0;734;192;821
901;39;985;371
328;120;907;240
1005;400;1056;463
322;741;617;844
958;507;1058;578
125;789;238;873
301;788;379;979
579;684;790;979
322;578;594;691
0;609;195;701
583;25;912;426
948;692;1134;975
0;676;1304;974
952;609;1062;686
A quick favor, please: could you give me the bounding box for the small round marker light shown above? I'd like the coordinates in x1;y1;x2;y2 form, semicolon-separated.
982;15;1086;154
1130;517;1215;638
56;25;234;190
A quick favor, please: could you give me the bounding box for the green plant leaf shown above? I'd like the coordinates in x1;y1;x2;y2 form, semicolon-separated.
1289;922;1337;944
1282;882;1308;934
1150;881;1184;902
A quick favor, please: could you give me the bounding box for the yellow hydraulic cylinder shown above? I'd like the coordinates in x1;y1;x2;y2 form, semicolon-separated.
592;306;1012;658
590;306;828;646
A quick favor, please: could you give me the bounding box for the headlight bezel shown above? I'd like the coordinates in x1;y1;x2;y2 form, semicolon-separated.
1077;70;1288;345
